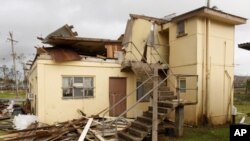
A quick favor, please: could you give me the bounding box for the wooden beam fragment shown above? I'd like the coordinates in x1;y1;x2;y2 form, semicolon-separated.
78;118;93;141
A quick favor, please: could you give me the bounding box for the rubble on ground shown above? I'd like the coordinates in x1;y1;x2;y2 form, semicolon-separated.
0;115;132;141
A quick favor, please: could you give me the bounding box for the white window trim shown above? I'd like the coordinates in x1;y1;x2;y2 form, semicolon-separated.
62;76;95;99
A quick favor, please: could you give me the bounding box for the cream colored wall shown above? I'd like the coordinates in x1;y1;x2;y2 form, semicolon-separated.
167;16;235;125
168;17;199;124
125;19;151;61
196;18;235;125
30;59;149;124
206;20;235;124
124;18;169;63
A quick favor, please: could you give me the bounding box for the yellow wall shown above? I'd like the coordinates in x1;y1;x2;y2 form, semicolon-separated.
29;59;149;124
124;18;169;63
167;16;235;125
206;19;235;124
168;17;199;124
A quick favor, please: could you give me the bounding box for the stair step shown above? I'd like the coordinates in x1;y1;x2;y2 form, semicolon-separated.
143;111;166;120
158;95;177;101
131;121;151;132
158;91;174;97
118;131;141;141
137;116;152;124
128;127;148;138
148;106;171;113
158;86;170;91
158;101;179;108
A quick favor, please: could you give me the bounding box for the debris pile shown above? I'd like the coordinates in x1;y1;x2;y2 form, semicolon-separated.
0;100;12;120
0;116;131;141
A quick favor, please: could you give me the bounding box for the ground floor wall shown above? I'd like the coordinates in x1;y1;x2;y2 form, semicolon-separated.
31;60;149;124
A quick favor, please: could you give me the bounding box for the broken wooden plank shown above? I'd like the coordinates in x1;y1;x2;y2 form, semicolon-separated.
78;118;93;141
0;133;18;139
89;129;106;141
10;125;56;133
69;121;82;134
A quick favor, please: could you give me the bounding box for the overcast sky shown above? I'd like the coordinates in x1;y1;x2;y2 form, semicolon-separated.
0;0;250;75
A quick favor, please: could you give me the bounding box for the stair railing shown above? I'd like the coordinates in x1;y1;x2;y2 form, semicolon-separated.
107;41;175;138
111;76;169;136
123;41;154;74
150;44;177;90
100;40;198;137
101;41;156;135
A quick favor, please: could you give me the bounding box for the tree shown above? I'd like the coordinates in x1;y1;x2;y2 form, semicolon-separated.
245;79;250;94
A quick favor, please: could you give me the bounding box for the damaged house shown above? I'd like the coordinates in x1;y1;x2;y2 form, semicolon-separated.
27;7;246;138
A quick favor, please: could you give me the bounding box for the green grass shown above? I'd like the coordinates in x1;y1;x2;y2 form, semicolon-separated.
0;91;23;140
179;126;229;141
234;89;250;124
161;126;229;141
0;90;26;99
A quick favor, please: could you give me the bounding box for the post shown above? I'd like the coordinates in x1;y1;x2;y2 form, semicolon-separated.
8;32;19;97
175;105;184;137
207;0;210;8
152;67;158;141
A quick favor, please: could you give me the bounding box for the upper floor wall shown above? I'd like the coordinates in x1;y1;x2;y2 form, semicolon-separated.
123;17;169;64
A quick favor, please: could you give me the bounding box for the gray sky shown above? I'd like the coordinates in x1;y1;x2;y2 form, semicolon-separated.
0;0;250;75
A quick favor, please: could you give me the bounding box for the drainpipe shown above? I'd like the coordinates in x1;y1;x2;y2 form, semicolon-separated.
206;18;210;121
203;18;210;123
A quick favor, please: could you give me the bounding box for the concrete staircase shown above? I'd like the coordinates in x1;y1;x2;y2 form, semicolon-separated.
117;90;177;141
118;61;177;141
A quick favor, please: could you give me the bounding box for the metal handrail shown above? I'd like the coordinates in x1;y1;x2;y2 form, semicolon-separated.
176;74;199;105
101;41;199;138
123;41;154;72
127;51;151;77
147;44;177;91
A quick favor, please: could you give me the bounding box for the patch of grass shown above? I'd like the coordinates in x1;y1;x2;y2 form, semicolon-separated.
181;126;229;141
234;91;250;124
235;104;250;124
165;126;229;141
0;90;26;99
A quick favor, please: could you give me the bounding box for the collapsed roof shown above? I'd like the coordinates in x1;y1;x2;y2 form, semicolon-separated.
37;24;122;62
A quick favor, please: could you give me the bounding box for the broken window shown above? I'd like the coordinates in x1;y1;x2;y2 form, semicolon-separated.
136;81;150;102
176;20;186;37
62;76;94;98
179;79;186;93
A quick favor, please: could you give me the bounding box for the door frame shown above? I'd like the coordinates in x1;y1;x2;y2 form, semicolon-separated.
109;77;127;117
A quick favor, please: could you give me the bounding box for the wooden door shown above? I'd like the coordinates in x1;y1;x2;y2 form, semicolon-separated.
109;78;126;117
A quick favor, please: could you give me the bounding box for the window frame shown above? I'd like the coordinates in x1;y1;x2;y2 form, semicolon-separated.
179;78;186;93
176;20;187;37
62;76;95;99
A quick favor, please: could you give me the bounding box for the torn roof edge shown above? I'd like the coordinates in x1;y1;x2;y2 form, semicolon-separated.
130;7;247;25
